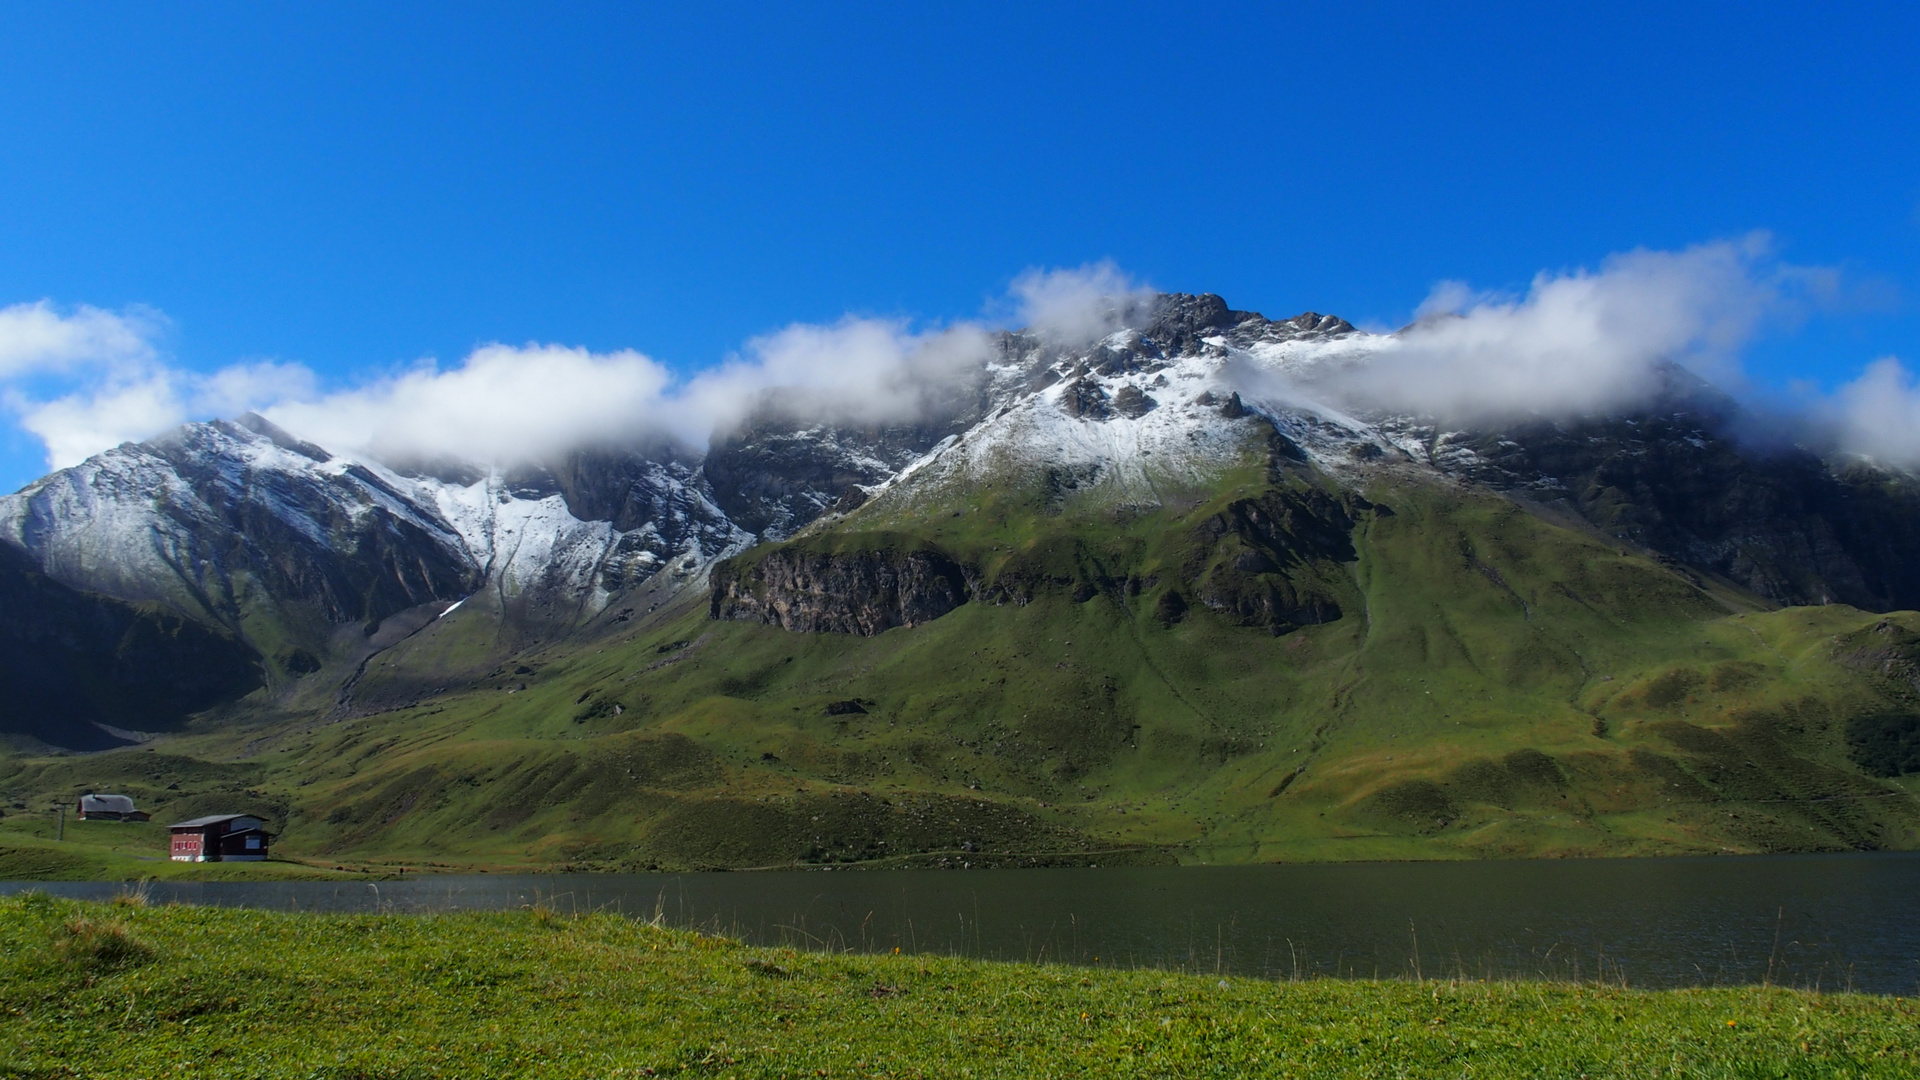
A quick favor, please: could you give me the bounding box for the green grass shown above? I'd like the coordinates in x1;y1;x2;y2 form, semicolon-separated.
2;895;1915;1079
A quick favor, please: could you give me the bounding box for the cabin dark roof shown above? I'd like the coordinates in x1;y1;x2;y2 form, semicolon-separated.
80;794;138;814
170;814;264;829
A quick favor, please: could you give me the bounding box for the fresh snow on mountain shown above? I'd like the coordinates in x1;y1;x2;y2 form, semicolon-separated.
0;412;752;650
855;307;1403;518
422;470;745;615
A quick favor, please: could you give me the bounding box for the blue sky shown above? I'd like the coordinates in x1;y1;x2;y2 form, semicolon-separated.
1;2;1915;489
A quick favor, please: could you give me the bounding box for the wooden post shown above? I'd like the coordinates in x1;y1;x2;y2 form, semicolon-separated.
56;806;65;841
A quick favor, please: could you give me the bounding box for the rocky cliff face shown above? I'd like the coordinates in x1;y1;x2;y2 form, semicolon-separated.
702;419;954;540
709;538;973;635
700;335;1038;540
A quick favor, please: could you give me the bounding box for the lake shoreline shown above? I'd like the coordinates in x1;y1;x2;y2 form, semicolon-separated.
7;854;1920;995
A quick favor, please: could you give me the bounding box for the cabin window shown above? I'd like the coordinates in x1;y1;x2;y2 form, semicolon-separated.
245;836;260;849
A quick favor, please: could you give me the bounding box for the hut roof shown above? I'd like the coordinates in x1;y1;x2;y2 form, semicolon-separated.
170;814;263;829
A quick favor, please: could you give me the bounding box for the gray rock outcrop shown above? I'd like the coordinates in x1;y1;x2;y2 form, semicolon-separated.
709;539;972;635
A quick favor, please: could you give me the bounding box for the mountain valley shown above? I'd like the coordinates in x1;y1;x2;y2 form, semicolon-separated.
3;294;1919;873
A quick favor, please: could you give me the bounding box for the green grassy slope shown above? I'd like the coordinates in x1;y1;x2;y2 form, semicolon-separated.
4;896;1916;1079
4;440;1918;873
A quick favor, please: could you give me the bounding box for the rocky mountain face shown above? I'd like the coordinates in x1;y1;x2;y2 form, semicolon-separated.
703;419;966;540
710;535;972;635
1419;396;1920;612
0;416;479;679
4;292;1919;749
1183;484;1369;636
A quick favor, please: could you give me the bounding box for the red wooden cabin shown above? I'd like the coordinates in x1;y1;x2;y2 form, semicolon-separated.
169;814;272;862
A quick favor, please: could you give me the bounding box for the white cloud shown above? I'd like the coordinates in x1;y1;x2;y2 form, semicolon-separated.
15;377;185;470
0;301;213;469
1318;236;1802;418
265;264;1145;463
12;360;322;469
4;266;1165;472
195;361;319;420
1007;261;1157;345
0;301;161;377
1411;279;1481;322
266;345;675;467
262;319;1000;466
4;266;1165;471
678;317;995;437
1829;356;1920;464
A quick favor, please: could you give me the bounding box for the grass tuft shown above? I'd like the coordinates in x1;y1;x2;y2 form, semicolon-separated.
51;915;155;971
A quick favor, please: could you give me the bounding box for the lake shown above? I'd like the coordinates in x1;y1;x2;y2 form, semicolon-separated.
8;853;1918;993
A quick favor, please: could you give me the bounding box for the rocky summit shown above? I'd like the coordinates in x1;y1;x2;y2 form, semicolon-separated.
3;293;1919;869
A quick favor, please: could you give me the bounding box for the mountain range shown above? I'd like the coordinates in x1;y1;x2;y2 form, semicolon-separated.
3;293;1918;869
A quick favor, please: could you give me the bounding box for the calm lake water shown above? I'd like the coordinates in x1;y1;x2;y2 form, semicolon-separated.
9;854;1919;993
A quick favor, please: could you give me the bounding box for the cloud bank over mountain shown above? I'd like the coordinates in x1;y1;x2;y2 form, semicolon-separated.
0;264;1154;472
2;248;1915;473
1006;262;1158;344
1337;237;1808;417
0;300;321;468
1829;357;1920;464
1307;237;1919;464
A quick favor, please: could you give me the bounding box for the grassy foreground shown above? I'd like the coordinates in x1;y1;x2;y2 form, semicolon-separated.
2;896;1916;1079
